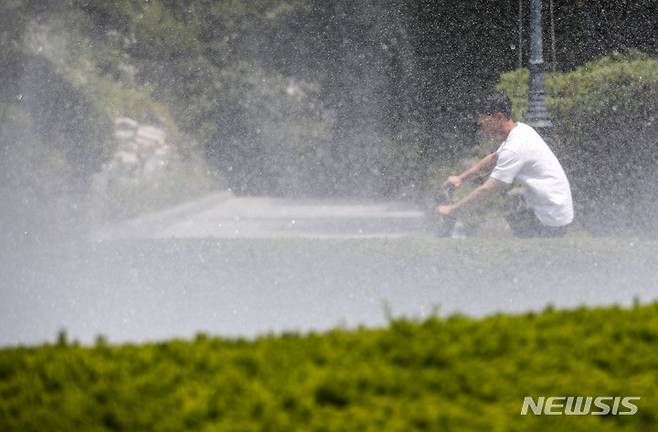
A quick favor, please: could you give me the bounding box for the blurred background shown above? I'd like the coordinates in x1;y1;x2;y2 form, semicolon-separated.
1;0;657;347
1;0;656;244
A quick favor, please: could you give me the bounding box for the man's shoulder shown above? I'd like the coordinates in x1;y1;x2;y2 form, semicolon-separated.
506;122;545;149
509;122;537;138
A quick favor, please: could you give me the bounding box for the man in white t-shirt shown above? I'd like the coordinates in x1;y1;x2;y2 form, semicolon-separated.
437;92;573;237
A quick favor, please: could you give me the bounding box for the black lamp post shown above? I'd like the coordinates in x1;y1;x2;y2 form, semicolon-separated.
525;0;554;136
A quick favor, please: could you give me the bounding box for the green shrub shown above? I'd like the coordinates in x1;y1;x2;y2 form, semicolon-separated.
2;303;658;431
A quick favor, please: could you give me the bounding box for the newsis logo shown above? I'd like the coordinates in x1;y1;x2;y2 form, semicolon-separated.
521;396;640;416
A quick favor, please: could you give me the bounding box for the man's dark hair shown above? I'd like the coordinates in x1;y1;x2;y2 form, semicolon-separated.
478;92;512;118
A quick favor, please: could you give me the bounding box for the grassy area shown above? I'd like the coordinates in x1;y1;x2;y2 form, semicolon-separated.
80;235;658;258
2;303;658;431
75;236;658;284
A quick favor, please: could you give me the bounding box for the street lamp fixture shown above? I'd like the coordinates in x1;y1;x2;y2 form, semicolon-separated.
525;0;554;135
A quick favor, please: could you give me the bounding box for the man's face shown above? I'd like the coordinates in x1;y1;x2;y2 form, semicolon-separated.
477;113;506;138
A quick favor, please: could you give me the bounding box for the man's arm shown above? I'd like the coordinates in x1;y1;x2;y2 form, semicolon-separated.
437;177;507;216
443;152;498;188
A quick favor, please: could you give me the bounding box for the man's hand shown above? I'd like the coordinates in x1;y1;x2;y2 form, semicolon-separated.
442;153;497;190
437;203;456;217
441;177;505;217
442;176;463;189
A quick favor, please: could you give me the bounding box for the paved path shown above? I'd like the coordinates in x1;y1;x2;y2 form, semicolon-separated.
93;192;432;240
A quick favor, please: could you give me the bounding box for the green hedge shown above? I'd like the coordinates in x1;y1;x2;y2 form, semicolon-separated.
2;303;658;431
498;52;658;235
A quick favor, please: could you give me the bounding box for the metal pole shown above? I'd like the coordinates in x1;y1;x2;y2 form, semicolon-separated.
518;0;523;70
549;0;557;74
525;0;553;134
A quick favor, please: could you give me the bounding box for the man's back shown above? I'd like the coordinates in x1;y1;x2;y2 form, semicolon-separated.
491;122;573;227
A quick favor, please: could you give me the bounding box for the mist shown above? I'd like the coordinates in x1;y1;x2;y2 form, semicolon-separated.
1;1;657;347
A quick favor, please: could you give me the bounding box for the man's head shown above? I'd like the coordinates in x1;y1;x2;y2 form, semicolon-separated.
477;92;515;138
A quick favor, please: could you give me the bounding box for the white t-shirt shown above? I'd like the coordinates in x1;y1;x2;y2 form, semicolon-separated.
490;122;574;227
